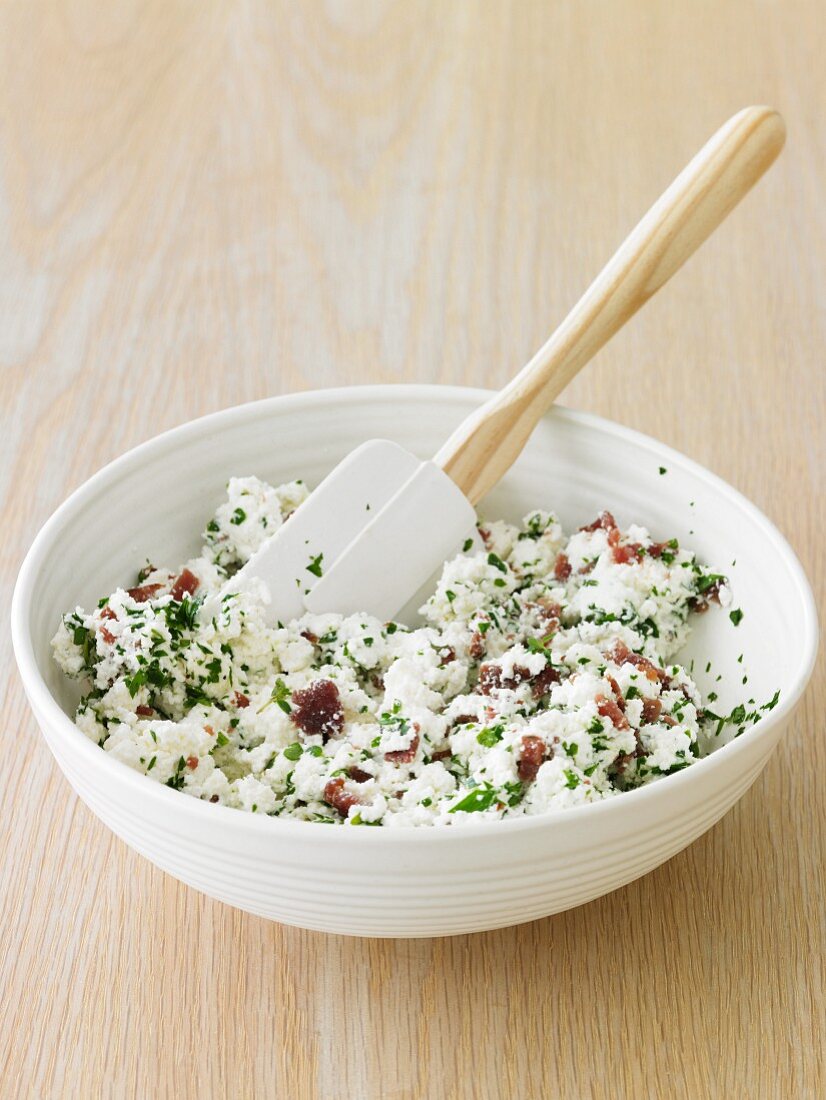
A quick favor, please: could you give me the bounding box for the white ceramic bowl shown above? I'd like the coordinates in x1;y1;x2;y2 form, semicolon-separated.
12;386;818;937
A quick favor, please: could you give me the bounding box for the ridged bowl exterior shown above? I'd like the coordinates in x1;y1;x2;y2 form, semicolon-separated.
12;387;818;937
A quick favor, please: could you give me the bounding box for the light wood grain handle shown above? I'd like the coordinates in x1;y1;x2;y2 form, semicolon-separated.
435;105;786;504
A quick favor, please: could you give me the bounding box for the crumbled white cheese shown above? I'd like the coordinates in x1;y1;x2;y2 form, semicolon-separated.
203;475;308;570
51;480;748;826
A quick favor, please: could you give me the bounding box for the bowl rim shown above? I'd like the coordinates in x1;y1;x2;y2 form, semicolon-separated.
12;383;820;844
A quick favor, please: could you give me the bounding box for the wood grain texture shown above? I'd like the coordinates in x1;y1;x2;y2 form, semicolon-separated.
0;2;823;1098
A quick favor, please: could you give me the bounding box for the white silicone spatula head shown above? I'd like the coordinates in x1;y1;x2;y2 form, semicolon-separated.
226;106;785;626
219;439;482;625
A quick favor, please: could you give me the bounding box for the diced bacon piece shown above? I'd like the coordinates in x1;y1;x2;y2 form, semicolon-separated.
291;679;344;742
469;631;487;660
615;752;637;778
126;583;164;603
612;542;643;565
186;755;199;770
301;630;319;644
232;691;250;709
532;665;560;699
578;511;640;563
612;751;634;776
347;766;372;783
648;542;668;558
209;794;220;803
641;697;662;725
614;730;646;774
100;606;117;621
637;658;665;684
535;599;562;629
478;665;503;694
439;646;456;666
100;626;115;644
385;727;420;764
692;582;723;613
136;704;154;717
170;568;200;602
478;664;531;695
554;553;572;581
662;714;678;727
606;674;626;710
431;748;453;761
323;777;360;818
478;527;492;548
580;511;619;536
609;641;667;683
705;583;723;605
517;735;547;782
581;511;644;563
384;743;417;766
596;693;629;730
578;559;596;576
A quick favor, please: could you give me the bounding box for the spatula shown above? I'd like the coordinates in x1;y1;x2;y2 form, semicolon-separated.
227;105;784;626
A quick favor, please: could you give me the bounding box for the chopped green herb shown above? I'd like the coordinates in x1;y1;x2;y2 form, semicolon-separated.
487;552;507;574
476;725;504;748
259;678;292;714
306;553;324;578
125;669;148;698
449;785;498;814
762;690;780;711
165;756;187;791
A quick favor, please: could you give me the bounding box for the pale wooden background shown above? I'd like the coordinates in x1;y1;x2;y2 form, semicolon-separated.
1;2;824;1098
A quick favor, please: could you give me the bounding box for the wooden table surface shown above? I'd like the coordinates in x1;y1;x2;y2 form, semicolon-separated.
1;3;823;1097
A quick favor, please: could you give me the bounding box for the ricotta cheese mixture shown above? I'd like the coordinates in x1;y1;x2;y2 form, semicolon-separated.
53;475;744;827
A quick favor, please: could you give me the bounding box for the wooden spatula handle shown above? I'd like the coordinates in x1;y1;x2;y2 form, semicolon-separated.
435;105;785;505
